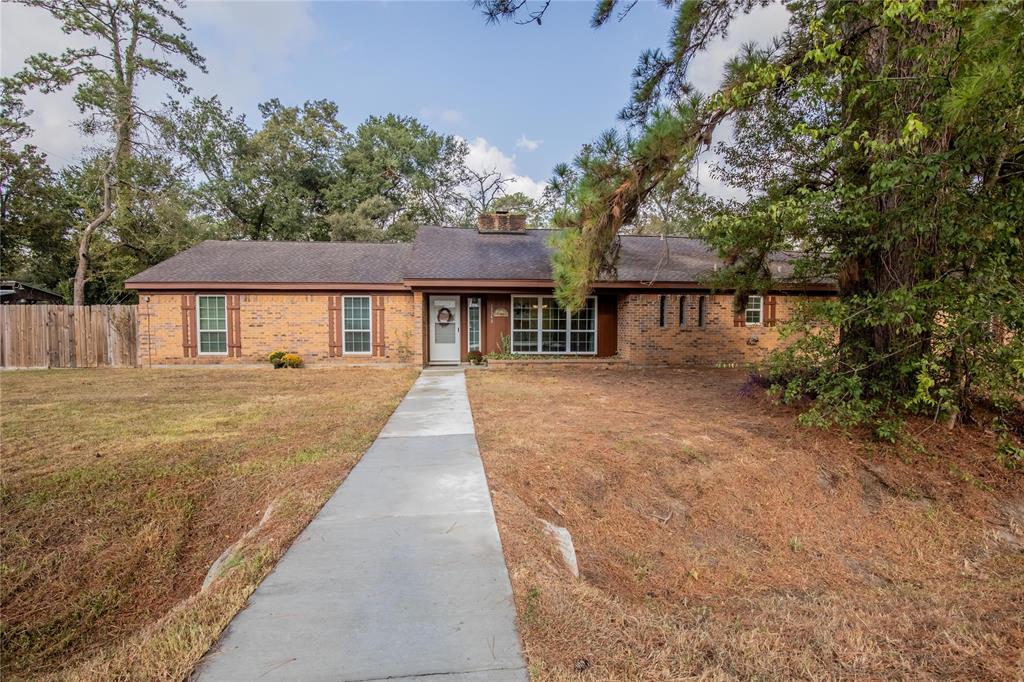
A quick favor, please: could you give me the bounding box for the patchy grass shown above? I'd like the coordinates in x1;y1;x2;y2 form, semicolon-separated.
0;367;417;681
467;368;1024;680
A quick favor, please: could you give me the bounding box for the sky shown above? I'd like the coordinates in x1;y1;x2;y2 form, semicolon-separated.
1;0;790;200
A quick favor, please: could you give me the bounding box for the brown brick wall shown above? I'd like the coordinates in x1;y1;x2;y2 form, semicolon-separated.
616;293;807;367
137;291;422;366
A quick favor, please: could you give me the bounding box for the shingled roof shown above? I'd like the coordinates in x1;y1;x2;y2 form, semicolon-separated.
126;226;803;287
126;240;411;285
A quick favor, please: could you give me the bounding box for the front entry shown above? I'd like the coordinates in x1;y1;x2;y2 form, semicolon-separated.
428;295;461;365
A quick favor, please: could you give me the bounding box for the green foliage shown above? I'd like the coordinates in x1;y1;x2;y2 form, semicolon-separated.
489;0;1024;456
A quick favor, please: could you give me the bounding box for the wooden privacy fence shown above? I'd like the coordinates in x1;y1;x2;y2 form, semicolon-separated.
0;305;139;368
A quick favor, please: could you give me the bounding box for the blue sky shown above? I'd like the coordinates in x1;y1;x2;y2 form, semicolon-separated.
2;1;789;198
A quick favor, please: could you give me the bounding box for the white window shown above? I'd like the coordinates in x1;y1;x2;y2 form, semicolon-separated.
197;295;227;355
745;295;763;325
467;298;481;352
511;296;596;354
343;296;371;354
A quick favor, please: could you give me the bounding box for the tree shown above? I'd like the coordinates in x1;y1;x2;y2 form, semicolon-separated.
482;0;1024;445
332;114;469;228
461;166;513;215
5;0;205;304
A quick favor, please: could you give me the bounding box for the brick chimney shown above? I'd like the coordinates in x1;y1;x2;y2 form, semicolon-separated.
477;210;527;233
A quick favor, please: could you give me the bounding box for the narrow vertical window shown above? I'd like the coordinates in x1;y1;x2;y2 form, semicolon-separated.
698;296;707;328
659;295;667;327
679;295;687;327
745;295;763;325
467;297;481;352
197;295;227;354
343;295;371;354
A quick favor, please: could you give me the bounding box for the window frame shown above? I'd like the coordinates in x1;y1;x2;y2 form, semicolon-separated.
745;295;763;326
697;295;707;328
342;295;372;355
196;294;228;356
678;295;687;327
467;297;481;352
658;295;667;327
510;295;597;355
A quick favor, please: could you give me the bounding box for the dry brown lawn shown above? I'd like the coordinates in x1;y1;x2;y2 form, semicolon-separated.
467;368;1024;681
0;367;417;681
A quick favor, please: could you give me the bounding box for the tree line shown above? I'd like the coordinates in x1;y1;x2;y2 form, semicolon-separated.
1;0;550;306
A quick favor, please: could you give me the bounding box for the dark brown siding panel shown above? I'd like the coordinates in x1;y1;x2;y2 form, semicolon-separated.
485;294;511;354
597;294;618;357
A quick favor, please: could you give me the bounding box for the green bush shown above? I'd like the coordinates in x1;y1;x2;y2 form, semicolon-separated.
467;350;484;365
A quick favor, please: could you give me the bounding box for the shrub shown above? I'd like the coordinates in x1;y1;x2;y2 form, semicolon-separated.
280;353;304;368
267;350;287;368
467;350;484;365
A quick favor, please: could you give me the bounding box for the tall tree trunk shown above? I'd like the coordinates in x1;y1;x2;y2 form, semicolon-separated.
72;169;114;305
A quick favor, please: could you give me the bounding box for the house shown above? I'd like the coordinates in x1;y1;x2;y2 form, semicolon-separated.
0;281;64;305
125;212;834;367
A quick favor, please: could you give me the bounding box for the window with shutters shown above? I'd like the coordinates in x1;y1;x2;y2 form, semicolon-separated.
343;295;371;354
745;295;763;325
197;295;227;354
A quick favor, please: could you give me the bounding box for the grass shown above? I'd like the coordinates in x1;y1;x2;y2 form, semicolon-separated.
0;367;417;681
467;368;1024;680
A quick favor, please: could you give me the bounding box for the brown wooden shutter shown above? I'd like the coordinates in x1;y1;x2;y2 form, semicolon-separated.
371;295;386;357
181;294;197;357
765;296;778;327
328;296;342;357
733;308;745;327
226;294;242;356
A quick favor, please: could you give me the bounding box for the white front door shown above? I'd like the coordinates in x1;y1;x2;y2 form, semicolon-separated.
429;295;460;364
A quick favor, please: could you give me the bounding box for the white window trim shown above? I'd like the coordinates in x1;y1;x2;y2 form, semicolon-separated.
467;297;482;352
196;294;228;356
342;295;373;355
745;295;763;326
510;295;597;355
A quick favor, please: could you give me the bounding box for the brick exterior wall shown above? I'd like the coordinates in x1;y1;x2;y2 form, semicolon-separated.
616;293;807;367
137;291;422;366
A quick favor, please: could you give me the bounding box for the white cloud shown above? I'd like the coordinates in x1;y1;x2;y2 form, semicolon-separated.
516;134;542;151
462;136;546;201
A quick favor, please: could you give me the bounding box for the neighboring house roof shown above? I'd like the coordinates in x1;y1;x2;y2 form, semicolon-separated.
0;280;64;304
125;240;411;285
125;226;812;290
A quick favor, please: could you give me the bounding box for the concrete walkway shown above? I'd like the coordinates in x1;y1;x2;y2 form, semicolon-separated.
196;369;527;682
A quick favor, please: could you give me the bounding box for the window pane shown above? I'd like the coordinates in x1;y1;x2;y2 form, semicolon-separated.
344;297;370;331
541;331;567;353
745;295;762;324
541;297;566;330
512;330;537;352
344;330;370;353
198;296;226;332
679;296;687;327
698;296;707;327
512;298;538;330
570;298;596;330
200;330;227;353
570;331;595;353
468;305;480;351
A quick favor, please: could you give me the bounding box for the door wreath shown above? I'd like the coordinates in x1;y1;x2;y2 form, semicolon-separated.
436;307;453;325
